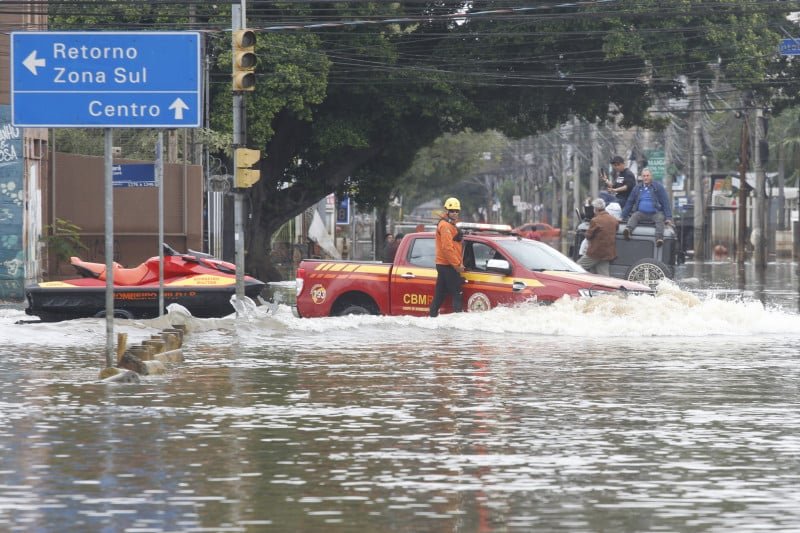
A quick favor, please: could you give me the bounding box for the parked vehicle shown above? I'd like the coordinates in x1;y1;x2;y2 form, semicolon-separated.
25;243;265;322
570;218;680;288
296;223;653;317
513;222;561;244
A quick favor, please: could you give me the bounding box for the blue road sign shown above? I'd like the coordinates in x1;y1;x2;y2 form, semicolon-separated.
113;164;156;187
336;197;351;225
11;31;201;128
779;38;800;56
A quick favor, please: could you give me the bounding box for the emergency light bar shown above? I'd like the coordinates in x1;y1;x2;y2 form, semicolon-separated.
457;222;513;233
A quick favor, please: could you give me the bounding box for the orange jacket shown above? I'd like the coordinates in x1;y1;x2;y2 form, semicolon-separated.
434;216;463;267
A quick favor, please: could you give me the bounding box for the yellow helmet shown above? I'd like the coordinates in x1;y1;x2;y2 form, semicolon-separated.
444;197;461;210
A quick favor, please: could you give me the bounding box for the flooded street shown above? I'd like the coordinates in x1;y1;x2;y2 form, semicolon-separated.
2;261;800;532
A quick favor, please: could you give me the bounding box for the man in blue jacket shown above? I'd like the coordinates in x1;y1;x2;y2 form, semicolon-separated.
621;168;673;247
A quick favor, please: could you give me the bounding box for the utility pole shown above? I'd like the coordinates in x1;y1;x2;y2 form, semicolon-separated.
590;122;599;201
232;3;246;303
572;116;581;225
753;107;767;267
231;1;260;306
737;111;749;264
777;136;786;231
560;135;569;253
663;115;674;206
691;81;705;261
550;134;559;227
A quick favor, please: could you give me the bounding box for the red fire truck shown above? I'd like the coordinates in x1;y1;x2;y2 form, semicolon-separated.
295;223;652;317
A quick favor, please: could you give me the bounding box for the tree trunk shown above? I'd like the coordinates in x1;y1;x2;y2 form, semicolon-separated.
242;112;384;281
376;207;388;252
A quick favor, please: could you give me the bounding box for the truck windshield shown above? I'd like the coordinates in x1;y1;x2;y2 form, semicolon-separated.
496;239;585;272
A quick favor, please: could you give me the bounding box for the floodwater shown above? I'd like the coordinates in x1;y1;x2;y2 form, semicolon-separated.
2;261;800;532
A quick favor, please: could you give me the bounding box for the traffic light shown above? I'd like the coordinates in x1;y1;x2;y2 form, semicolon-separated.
234;148;261;188
232;29;256;91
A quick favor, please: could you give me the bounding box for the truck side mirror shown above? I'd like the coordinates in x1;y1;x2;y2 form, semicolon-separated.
486;258;511;275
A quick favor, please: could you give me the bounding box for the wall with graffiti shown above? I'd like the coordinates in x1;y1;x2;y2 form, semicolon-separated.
0;105;25;301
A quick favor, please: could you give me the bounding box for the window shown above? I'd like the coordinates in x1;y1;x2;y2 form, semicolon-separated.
465;242;504;272
408;238;435;268
496;239;582;272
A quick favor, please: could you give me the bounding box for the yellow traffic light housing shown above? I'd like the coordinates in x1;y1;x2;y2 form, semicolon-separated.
234;148;261;188
232;29;256;91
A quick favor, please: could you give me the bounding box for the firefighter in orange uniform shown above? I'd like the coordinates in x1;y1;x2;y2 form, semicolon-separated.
429;197;465;317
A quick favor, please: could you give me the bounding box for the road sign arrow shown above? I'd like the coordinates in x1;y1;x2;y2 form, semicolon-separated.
169;98;189;120
23;50;46;75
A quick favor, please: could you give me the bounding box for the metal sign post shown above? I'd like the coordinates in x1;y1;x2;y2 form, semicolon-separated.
156;132;165;316
104;129;114;368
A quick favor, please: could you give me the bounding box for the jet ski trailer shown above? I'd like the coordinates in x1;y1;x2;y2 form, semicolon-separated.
25;244;266;322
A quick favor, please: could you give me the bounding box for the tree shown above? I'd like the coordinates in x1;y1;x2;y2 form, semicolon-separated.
50;1;799;279
771;108;800;186
212;1;797;280
399;130;508;211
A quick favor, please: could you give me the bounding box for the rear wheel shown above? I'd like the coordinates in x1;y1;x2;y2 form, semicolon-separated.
331;294;379;316
94;309;136;319
335;304;375;316
625;259;672;289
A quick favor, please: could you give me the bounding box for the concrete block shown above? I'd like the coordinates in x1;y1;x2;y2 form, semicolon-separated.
154;349;184;364
143;360;166;375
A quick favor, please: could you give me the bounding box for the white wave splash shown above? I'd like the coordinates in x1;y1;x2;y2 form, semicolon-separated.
263;280;800;338
4;280;798;347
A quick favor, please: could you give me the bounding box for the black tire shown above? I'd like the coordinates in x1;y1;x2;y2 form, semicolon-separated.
625;258;673;289
94;309;136;319
334;304;376;316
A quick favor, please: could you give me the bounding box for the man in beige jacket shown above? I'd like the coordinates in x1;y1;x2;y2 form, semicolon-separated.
578;198;618;276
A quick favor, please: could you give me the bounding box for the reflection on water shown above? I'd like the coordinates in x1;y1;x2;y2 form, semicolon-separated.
1;262;800;531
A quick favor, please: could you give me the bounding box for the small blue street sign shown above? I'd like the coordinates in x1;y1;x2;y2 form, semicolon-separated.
11;31;201;128
336;197;351;225
113;163;156;187
779;38;800;56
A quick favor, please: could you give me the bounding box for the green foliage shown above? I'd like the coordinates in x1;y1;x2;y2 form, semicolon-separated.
49;1;227;30
772;107;800;185
47;1;800;278
53;129;106;157
195;129;231;157
399;130;507;208
496;179;521;227
40;218;88;265
54;128;193;161
209;31;331;148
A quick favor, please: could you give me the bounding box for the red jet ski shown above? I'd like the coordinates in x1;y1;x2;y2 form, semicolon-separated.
25;243;266;322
